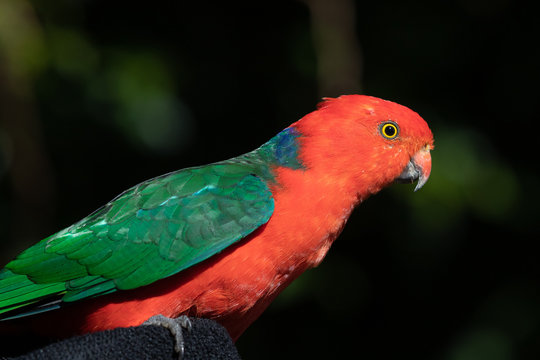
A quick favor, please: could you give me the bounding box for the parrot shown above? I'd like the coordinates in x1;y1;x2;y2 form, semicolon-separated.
0;95;433;349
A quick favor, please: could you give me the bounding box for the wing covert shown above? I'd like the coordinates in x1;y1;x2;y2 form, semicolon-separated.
1;165;274;315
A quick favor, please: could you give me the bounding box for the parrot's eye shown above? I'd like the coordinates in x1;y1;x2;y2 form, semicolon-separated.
379;121;399;140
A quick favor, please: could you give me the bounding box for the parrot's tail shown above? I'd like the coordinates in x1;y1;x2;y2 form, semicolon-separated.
0;269;65;320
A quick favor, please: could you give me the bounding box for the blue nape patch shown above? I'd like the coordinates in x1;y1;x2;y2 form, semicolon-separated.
266;127;304;169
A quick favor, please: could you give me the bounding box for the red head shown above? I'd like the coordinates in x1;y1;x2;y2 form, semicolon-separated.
293;95;434;200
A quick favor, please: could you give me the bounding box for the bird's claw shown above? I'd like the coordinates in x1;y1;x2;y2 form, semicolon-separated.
143;314;192;359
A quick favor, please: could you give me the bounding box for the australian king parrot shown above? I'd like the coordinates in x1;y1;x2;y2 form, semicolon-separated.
0;95;433;347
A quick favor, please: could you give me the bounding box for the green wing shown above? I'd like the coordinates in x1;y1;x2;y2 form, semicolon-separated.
0;163;274;318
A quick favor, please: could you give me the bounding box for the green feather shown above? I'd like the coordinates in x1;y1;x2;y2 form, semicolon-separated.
0;269;66;312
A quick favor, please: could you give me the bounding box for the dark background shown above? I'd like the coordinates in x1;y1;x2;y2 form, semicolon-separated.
0;0;538;358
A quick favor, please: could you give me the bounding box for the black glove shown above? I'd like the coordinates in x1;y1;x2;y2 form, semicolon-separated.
3;317;241;360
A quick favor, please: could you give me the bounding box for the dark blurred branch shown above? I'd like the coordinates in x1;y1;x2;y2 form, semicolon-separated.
0;0;56;262
303;0;363;96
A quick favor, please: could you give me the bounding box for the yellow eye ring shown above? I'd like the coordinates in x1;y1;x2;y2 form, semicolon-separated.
379;121;399;140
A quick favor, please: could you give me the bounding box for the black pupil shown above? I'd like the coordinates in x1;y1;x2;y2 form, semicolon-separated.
385;125;396;136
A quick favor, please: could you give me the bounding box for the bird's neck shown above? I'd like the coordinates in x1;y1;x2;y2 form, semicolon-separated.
267;164;362;270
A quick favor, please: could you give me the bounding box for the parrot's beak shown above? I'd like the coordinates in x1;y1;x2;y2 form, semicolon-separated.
395;146;432;192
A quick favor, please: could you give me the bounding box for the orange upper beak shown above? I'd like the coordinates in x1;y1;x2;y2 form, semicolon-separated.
395;146;432;192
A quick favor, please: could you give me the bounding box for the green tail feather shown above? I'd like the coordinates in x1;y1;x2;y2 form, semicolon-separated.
0;269;66;318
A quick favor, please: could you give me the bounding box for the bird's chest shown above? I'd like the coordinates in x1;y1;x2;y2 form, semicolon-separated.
186;181;355;334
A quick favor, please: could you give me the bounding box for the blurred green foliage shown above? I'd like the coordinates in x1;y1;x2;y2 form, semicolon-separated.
0;0;538;358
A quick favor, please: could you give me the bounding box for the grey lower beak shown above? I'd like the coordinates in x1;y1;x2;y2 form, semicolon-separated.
395;149;431;192
395;160;421;185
